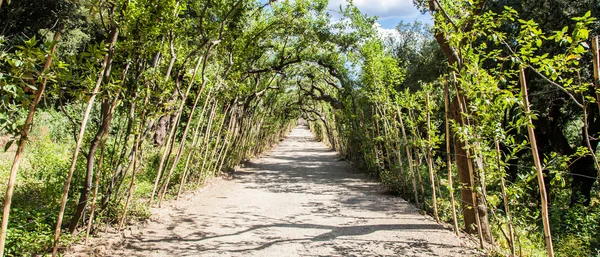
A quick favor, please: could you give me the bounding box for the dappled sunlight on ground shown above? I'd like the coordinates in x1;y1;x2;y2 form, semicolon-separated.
69;126;477;257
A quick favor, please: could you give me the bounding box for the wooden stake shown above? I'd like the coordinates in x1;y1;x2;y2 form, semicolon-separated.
519;67;554;257
396;102;420;208
591;36;600;111
408;109;426;206
195;101;219;187
118;133;141;230
84;134;106;245
495;139;515;256
455;86;485;249
444;81;460;235
176;89;213;199
390;109;408;191
150;56;202;204
52;28;118;257
425;90;439;222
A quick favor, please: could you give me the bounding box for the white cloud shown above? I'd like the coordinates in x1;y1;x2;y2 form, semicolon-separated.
374;22;401;40
327;0;420;19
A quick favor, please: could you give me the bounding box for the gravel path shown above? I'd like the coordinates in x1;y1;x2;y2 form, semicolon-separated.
71;126;476;256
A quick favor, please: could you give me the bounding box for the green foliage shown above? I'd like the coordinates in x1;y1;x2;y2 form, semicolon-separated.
0;111;72;255
0;0;598;256
551;203;600;257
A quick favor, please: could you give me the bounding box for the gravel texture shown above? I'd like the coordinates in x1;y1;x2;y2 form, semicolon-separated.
69;126;478;256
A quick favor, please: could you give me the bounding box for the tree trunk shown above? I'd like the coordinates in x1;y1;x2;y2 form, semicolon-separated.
452;88;488;247
154;115;170;146
52;27;118;257
84;134;106;245
427;0;490;246
70;59;129;232
68;100;111;233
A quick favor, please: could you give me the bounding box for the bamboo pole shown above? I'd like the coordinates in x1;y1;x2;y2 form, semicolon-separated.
204;110;229;178
115;82;151;231
373;105;384;172
389;109;408;190
213;106;236;176
414;147;426;207
160;41;219;203
454;83;485;248
444;81;460;236
196;101;219;187
176;89;213;199
408;109;426;206
52;28;118;257
216;106;239;175
377;105;394;178
84;134;107;245
149;106;176;202
425;90;439;222
396;102;420;208
149;56;201;204
220;109;241;171
118;132;141;230
495;139;515;256
0;29;61;257
519;67;554;257
591;36;600;111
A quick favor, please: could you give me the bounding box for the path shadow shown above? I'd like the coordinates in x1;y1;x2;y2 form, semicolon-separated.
123;216;467;257
111;128;472;257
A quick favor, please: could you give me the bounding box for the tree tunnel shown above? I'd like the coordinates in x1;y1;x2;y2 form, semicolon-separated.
1;0;599;256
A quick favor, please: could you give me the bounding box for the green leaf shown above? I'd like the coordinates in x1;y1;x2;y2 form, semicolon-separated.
26;84;37;91
4;139;14;152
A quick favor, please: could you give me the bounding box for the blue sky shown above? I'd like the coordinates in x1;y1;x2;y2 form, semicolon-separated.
326;0;432;29
258;0;432;29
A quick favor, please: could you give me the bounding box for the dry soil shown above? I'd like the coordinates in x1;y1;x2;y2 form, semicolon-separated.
69;126;478;257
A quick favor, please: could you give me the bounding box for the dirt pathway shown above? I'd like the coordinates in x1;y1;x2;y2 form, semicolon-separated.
71;126;477;256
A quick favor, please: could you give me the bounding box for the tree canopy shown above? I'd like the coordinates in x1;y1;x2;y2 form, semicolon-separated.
0;0;599;256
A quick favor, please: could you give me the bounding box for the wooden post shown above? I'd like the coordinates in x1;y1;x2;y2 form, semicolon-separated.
591;36;600;111
495;139;515;256
519;67;554;257
84;135;106;245
196;101;219;187
425;90;439;222
118;133;141;230
444;81;460;235
396;103;420;208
